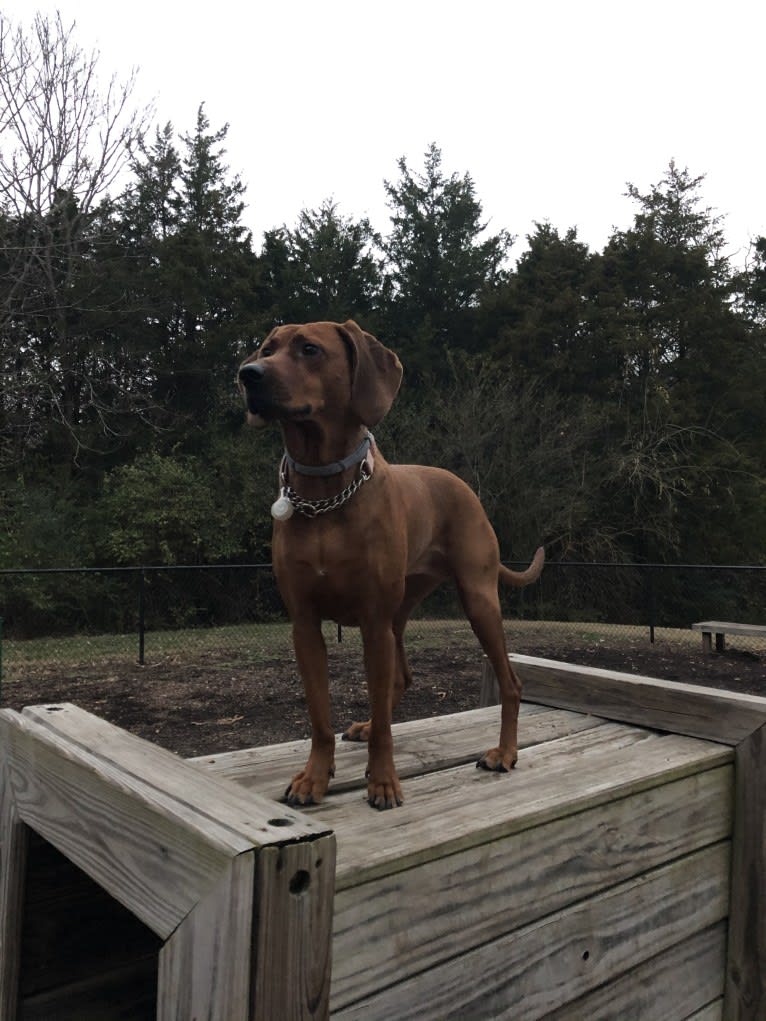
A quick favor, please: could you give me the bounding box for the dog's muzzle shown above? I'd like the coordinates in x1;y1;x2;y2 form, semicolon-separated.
239;362;311;421
239;362;277;417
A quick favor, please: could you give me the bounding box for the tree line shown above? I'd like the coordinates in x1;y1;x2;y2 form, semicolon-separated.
2;12;765;582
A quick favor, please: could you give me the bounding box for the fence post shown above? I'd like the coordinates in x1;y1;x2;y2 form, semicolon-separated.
645;568;656;644
138;569;146;665
0;616;3;693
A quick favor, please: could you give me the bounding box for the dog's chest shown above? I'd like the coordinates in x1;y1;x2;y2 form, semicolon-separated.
273;515;399;623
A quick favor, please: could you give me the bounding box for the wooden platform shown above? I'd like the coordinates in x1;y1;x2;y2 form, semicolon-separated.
2;655;765;1020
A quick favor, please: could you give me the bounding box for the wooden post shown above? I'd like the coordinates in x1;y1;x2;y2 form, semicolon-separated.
510;653;766;1021
724;722;766;1020
0;704;336;1020
0;743;27;1019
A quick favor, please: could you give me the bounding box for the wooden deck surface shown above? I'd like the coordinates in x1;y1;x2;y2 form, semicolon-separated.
4;654;764;1020
194;701;734;1020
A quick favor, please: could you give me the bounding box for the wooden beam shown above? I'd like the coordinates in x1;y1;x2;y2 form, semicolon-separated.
493;654;766;1021
507;654;766;746
331;767;732;1009
541;923;726;1021
0;744;27;1019
724;722;766;1021
193;703;602;796
158;854;255;1021
0;705;336;1020
253;836;336;1020
332;842;730;1020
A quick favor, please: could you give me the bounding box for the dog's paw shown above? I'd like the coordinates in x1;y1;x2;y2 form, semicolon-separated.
282;762;334;807
476;747;518;772
342;719;371;742
366;773;404;810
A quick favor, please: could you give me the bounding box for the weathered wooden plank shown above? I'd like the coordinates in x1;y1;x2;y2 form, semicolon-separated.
2;705;337;1020
0;706;330;938
326;725;731;889
332;841;730;1021
331;766;733;1008
157;852;255;1021
192;703;604;795
541;924;725;1020
509;654;766;745
253;834;336;1021
0;744;26;1020
2;714;246;938
724;721;766;1021
20;703;329;843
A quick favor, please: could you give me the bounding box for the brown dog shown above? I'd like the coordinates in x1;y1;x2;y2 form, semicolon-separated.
239;320;543;809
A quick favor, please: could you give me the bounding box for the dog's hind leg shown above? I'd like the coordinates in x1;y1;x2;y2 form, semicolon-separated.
457;579;521;772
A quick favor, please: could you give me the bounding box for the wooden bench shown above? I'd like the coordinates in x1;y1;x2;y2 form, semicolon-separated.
691;619;766;653
2;656;765;1020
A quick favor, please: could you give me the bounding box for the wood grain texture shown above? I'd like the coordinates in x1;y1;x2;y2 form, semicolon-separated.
2;704;337;1020
2;712;245;938
331;767;733;1008
509;654;766;745
0;706;330;937
332;842;731;1021
21;703;330;844
192;703;603;796
326;724;731;889
0;744;26;1020
254;834;336;1021
724;722;766;1021
158;852;255;1021
541;923;726;1021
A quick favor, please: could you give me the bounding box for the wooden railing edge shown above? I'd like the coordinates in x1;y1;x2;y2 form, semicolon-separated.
0;704;335;1020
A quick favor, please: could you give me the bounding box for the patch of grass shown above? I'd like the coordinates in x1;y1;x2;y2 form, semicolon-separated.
3;616;762;684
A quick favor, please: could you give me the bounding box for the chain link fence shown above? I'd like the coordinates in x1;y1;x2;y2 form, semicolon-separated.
1;562;765;687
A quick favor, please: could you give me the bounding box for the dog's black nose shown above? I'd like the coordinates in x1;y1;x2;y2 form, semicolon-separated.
239;362;265;384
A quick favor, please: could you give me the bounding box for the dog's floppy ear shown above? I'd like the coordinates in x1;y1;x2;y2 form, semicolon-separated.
337;320;403;427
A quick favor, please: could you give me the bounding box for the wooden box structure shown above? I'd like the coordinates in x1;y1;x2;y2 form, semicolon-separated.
1;655;764;1020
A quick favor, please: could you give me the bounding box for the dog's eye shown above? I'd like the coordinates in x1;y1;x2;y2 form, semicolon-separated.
301;343;321;357
259;345;274;358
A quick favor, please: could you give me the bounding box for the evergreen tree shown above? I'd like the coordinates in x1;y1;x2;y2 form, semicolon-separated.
256;199;384;326
381;143;512;373
480;223;614;394
116;106;260;438
597;162;764;561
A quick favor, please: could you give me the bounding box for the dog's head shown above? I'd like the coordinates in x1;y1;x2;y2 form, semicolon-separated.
238;320;402;429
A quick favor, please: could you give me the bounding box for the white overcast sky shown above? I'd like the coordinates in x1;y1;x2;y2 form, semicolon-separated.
4;0;765;265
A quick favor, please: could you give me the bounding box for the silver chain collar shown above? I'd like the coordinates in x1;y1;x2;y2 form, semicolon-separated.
277;456;372;518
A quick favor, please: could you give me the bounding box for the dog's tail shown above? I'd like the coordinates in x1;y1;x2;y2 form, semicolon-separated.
499;546;545;589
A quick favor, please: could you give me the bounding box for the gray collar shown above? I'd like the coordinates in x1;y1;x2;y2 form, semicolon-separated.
283;433;373;477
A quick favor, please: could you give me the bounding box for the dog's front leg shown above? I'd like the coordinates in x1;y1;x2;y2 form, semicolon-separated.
360;621;403;809
284;617;336;806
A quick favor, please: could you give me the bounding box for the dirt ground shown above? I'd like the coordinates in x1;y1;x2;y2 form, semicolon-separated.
3;639;764;759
